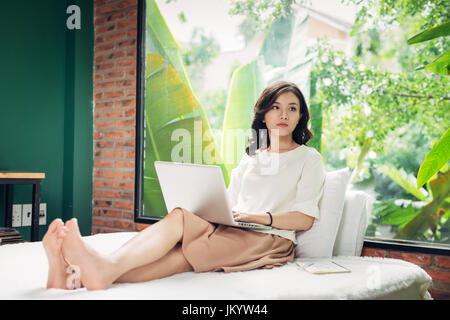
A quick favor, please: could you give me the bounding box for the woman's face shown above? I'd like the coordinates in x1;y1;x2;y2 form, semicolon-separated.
263;91;302;138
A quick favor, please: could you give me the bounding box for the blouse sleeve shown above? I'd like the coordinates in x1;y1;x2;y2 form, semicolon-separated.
290;151;326;221
226;153;250;210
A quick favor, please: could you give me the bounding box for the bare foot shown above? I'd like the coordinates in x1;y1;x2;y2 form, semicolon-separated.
42;219;69;289
61;218;114;290
64;218;85;289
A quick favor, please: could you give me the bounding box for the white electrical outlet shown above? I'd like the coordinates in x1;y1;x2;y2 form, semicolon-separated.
22;204;32;227
39;203;47;225
12;204;22;227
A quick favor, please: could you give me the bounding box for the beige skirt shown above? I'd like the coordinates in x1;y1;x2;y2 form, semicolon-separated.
178;207;295;273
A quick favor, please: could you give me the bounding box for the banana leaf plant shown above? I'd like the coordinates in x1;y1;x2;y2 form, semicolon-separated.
396;128;450;240
395;169;449;241
220;58;265;182
143;0;222;218
375;156;449;241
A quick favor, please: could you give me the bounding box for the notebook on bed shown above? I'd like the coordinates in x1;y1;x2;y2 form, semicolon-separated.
296;260;351;274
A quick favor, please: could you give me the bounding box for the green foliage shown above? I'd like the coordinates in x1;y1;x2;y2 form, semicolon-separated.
311;41;449;157
229;0;296;31
181;27;221;87
378;201;417;227
347;0;450;74
397;14;450;241
180;27;224;139
221;58;266;182
377;164;428;202
421;50;450;75
259;14;295;67
407;20;450;75
347;0;449;32
202;89;227;136
181;28;221;68
395;170;449;240
177;11;186;23
310;0;449;243
237;17;260;45
417;128;450;189
407;21;450;44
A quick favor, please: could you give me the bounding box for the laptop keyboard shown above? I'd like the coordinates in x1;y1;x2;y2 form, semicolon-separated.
236;221;271;229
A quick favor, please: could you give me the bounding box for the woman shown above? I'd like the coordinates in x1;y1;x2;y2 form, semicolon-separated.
43;80;326;290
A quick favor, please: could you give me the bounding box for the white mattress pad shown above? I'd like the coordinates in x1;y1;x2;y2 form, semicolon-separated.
0;232;432;300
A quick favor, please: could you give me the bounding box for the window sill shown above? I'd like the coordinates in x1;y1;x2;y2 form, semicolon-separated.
364;237;450;256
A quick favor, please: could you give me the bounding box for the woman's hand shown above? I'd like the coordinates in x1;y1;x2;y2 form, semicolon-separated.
232;211;262;224
233;210;315;230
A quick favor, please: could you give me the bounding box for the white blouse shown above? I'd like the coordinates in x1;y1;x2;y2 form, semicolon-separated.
226;144;326;244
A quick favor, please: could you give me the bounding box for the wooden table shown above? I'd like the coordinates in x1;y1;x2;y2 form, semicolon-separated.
0;171;45;242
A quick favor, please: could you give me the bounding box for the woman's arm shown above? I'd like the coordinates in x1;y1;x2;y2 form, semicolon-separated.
233;211;314;231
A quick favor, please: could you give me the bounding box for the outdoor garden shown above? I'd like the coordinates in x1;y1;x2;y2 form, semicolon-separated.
142;0;449;246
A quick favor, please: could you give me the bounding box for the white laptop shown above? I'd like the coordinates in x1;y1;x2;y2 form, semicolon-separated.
154;160;271;230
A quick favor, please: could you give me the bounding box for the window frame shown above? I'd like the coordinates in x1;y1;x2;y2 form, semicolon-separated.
134;0;161;224
133;0;450;254
364;238;450;256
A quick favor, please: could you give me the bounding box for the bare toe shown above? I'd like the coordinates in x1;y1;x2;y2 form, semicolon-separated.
48;218;63;233
43;219;66;254
45;219;63;237
65;218;82;237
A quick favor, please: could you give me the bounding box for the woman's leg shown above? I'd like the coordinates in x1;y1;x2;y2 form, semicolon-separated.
61;207;186;290
114;243;192;284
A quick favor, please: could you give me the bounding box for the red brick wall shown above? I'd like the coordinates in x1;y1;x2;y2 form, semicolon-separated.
92;0;450;300
362;248;450;300
93;0;148;234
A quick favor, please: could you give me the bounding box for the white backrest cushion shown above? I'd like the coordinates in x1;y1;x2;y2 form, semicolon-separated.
332;189;375;256
295;167;351;258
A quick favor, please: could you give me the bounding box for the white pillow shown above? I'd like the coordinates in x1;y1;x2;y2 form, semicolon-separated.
332;189;375;256
295;167;351;258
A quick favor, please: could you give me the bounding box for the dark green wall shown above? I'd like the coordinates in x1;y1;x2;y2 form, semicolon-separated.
0;0;93;240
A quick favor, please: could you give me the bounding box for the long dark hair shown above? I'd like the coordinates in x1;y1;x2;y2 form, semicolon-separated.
245;80;313;156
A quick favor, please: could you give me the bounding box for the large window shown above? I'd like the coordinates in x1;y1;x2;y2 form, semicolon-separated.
135;0;449;253
135;0;315;222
